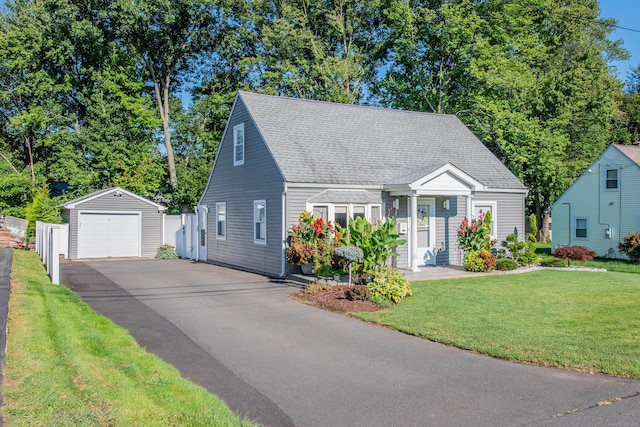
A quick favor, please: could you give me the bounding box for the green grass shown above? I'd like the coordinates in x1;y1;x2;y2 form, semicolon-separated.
353;270;640;377
2;250;257;426
537;242;640;274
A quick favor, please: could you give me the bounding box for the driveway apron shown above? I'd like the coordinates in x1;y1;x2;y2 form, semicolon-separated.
62;259;640;427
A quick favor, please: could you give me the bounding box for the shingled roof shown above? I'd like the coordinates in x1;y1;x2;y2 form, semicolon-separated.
238;91;526;190
614;143;640;166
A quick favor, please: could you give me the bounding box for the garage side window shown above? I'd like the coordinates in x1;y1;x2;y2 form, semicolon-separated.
233;123;244;166
216;202;226;239
254;200;266;244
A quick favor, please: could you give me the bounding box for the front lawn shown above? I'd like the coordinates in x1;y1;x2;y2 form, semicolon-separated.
353;270;640;377
2;250;256;426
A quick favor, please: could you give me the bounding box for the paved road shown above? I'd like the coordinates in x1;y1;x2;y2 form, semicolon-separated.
61;258;640;427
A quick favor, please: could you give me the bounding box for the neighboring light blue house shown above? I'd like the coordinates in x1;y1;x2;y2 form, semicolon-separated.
551;143;640;258
199;91;528;277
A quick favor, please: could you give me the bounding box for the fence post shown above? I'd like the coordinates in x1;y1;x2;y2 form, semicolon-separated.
50;228;60;285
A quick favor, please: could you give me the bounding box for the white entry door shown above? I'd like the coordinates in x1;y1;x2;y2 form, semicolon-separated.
416;198;436;266
77;212;140;258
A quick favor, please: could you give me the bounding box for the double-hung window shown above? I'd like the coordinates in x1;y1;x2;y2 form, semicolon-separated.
605;168;619;190
575;217;588;239
216;202;226;239
233;123;244;166
254;200;266;244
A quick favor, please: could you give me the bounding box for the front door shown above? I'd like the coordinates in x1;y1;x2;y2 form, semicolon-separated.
416;198;436;266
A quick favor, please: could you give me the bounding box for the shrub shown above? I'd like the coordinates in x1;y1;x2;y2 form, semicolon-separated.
24;185;61;239
339;216;406;276
540;257;566;268
501;232;538;265
553;245;597;266
458;210;491;253
333;246;364;265
156;245;178;259
495;258;518;271
618;233;640;263
527;214;538;239
463;248;496;272
366;268;412;304
344;286;370;301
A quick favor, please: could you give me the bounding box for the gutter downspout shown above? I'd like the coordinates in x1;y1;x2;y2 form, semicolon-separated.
194;206;200;262
410;192;420;272
562;202;571;246
280;185;288;278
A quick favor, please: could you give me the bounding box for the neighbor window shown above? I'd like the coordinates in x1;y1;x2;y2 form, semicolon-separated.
254;200;266;244
605;168;619;190
216;202;226;239
575;217;588;239
233;123;244;166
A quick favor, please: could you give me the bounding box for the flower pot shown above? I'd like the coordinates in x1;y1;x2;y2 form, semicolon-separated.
300;263;314;275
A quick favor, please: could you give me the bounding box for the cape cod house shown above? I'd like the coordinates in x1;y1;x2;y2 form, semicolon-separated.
551;143;640;258
198;91;528;277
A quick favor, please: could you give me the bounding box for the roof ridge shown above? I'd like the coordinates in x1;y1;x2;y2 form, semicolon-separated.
238;90;456;118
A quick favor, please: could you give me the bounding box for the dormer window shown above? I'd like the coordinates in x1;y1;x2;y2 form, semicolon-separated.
233;123;244;166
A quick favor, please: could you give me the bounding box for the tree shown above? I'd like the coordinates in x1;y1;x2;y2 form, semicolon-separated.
241;0;383;103
109;0;235;189
613;65;640;144
376;0;627;242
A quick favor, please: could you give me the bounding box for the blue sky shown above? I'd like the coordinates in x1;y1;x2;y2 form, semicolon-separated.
599;0;640;83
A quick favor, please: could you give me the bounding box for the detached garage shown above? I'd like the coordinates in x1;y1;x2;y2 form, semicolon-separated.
62;187;166;259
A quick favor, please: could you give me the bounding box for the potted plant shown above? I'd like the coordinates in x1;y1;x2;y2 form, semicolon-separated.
286;211;336;275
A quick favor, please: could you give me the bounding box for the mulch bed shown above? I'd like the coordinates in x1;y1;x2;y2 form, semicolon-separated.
289;284;383;314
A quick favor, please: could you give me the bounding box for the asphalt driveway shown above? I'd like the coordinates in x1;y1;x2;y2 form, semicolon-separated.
61;258;640;427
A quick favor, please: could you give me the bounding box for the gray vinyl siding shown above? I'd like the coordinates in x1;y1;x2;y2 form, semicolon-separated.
201;98;285;277
472;192;526;244
65;192;162;259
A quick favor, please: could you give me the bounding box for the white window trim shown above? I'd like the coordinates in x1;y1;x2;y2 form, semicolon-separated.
233;123;245;166
307;203;383;227
254;200;266;245
574;216;588;240
216;202;226;240
471;201;497;241
603;166;620;191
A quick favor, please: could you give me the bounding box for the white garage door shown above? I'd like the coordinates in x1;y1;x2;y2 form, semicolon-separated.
77;212;141;258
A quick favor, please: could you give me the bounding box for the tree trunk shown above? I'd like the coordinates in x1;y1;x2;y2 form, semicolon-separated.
25;136;35;181
151;70;177;189
539;210;551;244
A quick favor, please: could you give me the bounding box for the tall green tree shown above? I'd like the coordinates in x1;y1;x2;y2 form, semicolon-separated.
109;0;236;189
376;0;626;241
241;0;383;103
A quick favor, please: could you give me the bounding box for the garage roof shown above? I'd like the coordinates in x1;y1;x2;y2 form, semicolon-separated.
62;187;166;210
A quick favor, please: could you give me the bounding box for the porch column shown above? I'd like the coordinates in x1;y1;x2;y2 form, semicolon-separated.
410;193;420;272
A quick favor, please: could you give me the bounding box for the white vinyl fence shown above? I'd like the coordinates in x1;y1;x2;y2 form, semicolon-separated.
163;213;199;260
35;221;69;285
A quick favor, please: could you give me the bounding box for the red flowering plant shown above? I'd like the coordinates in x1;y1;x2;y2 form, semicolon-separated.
286;211;338;267
457;210;496;272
